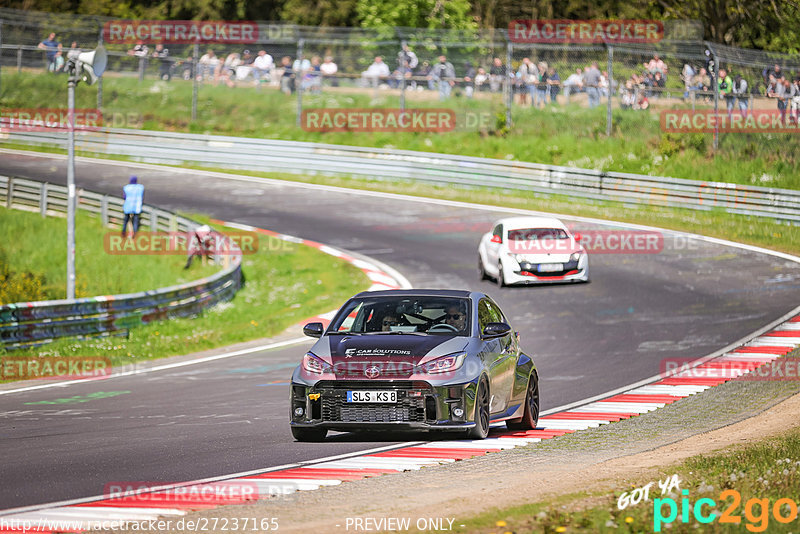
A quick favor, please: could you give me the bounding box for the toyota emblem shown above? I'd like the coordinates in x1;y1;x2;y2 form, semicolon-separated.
364;365;381;379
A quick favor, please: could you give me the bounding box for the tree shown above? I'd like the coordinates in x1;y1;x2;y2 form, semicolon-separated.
356;0;477;30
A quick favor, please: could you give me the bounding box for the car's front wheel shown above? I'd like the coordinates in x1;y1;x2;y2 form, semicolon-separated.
506;374;539;431
467;379;490;439
479;255;490;281
291;426;327;442
496;262;506;288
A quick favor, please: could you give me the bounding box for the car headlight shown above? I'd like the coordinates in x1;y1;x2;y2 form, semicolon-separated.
513;254;524;263
570;252;583;262
302;352;331;374
421;352;466;374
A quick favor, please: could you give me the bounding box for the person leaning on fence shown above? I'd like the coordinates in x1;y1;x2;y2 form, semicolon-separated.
253;50;274;86
184;225;215;269
38;32;61;72
718;68;734;114
583;62;602;108
431;55;455;101
732;74;749;117
121;176;144;238
362;56;390;88
791;77;800;124
152;44;171;81
320;56;338;87
280;56;294;94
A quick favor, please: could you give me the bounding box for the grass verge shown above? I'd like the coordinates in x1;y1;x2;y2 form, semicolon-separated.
0;212;371;368
1;71;799;189
457;427;800;533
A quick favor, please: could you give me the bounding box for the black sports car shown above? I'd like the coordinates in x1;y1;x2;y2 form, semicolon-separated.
289;289;539;441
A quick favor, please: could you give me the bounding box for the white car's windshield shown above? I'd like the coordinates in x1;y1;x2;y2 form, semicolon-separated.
329;296;470;335
508;228;569;240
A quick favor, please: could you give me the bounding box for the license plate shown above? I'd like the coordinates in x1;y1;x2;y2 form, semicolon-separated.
346;390;397;403
538;263;563;272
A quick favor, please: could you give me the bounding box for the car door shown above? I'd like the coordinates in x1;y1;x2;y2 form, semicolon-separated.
485;223;504;273
486;298;517;413
478;298;510;414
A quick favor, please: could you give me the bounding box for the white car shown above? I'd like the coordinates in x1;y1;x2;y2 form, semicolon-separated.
478;216;589;286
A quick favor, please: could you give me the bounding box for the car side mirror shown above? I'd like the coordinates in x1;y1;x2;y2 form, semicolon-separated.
303;322;324;338
490;235;502;244
572;232;582;242
483;322;511;338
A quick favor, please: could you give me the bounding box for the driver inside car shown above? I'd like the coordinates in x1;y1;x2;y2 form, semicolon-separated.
381;314;399;331
443;305;466;331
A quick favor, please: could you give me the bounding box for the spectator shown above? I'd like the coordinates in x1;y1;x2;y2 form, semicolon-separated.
179;53;195;80
489;57;506;93
218;53;241;87
128;40;149;80
474;66;488;93
462;62;477;98
717;68;734;114
280;56;294;94
234;50;254;83
764;63;782;85
66;41;81;62
583;62;602;108
362;56;390;88
681;63;696;98
184;225;214;269
547;67;560;104
732;74;749;117
253;50;274;86
516;58;536;106
563;67;584;104
692;67;712;102
397;44;418;72
152;44;171;81
645;54;667;77
431;55;456;100
599;70;611;97
767;74;788;122
320;56;338;86
303;56;322;93
51;51;65;73
621;80;636;109
121;176;144;238
241;50;255;66
197;49;219;82
535;62;549;108
790;77;800;124
417;61;434;90
37;32;61;72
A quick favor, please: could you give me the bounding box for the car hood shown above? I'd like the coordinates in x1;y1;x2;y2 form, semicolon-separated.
315;334;469;379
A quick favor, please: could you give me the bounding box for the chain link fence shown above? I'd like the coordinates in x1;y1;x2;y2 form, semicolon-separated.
2;8;800;145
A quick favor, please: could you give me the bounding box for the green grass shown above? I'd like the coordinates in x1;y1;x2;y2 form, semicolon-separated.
0;206;218;302
2;71;800;189
0;208;371;366
455;428;800;533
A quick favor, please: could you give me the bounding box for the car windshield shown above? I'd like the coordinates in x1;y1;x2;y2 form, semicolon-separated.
328;296;471;335
508;228;568;240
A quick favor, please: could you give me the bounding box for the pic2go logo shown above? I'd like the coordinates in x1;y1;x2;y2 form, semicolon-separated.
654;489;799;532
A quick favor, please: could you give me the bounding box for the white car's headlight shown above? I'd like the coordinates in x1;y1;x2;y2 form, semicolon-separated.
302;352;331;374
513;254;525;263
421;352;466;374
570;252;583;262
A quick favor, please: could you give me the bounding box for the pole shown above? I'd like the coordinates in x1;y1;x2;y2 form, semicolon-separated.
0;20;4;96
711;48;719;152
192;43;199;121
67;77;77;299
296;38;304;127
505;41;513;127
97;21;103;111
606;45;613;136
399;40;406;112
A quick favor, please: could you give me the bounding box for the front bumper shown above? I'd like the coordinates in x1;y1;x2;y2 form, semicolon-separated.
289;380;477;432
507;256;589;285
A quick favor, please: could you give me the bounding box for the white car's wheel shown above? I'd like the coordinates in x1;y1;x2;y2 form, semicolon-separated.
479;255;490;281
496;262;506;287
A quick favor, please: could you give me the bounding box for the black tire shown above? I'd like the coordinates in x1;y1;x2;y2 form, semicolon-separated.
291;426;327;442
467;379;491;439
506;374;540;431
496;262;506;288
479;255;490;281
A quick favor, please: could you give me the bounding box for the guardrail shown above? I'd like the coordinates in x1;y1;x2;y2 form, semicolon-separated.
0;176;242;350
3;127;800;223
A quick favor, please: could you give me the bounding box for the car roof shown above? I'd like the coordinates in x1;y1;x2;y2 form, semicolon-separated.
354;289;474;299
494;216;567;231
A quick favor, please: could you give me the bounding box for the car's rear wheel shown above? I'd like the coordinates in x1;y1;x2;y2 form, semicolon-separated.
291;426;327;442
506;374;539;431
479;255;489;281
468;379;490;439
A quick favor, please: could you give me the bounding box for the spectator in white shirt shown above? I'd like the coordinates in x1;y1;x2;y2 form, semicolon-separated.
253;50;273;85
362;56;390;87
320;56;339;86
563;67;583;103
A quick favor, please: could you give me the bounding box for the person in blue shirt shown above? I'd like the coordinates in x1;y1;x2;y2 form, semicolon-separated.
37;32;62;72
122;175;145;237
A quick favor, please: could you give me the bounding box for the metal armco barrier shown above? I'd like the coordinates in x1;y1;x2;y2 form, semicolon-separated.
4;127;800;223
0;176;242;349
